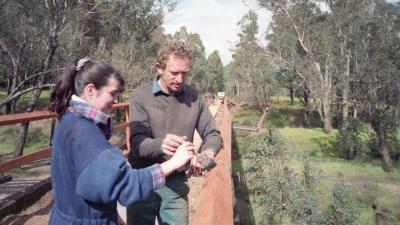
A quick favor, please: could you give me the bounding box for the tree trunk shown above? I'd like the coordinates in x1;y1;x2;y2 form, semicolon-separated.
322;91;333;133
14;122;30;157
371;120;393;172
13;30;58;157
323;115;333;134
347;147;355;160
303;89;309;106
352;99;358;119
342;51;351;128
289;84;294;105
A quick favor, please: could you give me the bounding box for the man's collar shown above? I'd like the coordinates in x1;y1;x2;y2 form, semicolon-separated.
152;76;186;95
152;78;164;94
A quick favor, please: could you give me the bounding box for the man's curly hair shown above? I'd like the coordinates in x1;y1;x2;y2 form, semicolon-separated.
156;40;193;69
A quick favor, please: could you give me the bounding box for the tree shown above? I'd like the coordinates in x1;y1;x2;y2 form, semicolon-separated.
260;0;399;170
229;10;276;108
261;0;337;133
206;50;224;93
172;26;209;93
351;0;399;171
0;0;177;157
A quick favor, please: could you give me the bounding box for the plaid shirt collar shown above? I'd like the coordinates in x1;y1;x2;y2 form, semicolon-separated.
67;95;111;125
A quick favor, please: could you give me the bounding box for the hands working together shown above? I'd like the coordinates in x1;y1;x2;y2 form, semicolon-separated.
161;134;215;175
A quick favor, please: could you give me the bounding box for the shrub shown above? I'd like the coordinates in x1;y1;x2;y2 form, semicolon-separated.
368;131;400;160
327;183;359;225
243;129;326;225
335;119;364;160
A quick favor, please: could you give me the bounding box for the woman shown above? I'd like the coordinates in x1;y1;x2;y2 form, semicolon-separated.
48;57;194;225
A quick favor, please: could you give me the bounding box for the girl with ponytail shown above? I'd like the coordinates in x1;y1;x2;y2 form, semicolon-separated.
48;58;194;225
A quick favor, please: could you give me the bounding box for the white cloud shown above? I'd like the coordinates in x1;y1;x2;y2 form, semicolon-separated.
163;0;272;65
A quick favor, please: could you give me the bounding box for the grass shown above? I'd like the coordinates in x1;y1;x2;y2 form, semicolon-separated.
0;90;6;101
1;90;53;158
0;120;53;159
270;96;303;105
231;97;400;225
0;90;51;114
233;108;261;126
279;127;338;157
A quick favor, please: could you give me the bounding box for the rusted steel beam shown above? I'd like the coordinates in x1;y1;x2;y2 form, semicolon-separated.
0;147;52;174
192;98;233;225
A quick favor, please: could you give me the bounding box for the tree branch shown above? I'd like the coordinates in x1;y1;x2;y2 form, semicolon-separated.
0;84;56;107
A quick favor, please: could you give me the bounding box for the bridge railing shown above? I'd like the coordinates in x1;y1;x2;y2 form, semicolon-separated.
192;97;233;225
0;102;130;174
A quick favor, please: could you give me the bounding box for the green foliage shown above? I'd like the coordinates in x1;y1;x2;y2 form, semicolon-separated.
234;101;400;224
226;10;278;105
279;127;338;158
327;183;359;225
0;124;50;155
247;129;286;162
233;107;261;126
206;50;224;93
242;129;327;225
368;132;400;159
335;119;365;160
266;105;322;128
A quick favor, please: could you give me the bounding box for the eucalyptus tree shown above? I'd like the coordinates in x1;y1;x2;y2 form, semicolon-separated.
260;0;339;133
0;0;176;156
1;0;81;156
172;26;209;93
350;0;399;171
223;62;236;98
206;50;224;93
83;0;176;90
230;10;276;107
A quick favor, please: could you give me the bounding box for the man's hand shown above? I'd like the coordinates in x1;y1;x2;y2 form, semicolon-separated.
161;134;187;155
188;155;202;176
187;149;217;176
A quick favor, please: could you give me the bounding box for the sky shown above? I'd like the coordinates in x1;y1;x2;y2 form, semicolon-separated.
163;0;273;65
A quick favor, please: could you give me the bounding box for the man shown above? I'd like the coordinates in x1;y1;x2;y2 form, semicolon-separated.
127;40;223;225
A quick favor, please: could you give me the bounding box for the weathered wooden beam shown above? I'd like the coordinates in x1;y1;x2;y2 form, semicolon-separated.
0;178;52;220
0;148;52;174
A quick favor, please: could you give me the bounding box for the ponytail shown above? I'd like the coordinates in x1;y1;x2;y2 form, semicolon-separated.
49;59;79;118
49;58;124;118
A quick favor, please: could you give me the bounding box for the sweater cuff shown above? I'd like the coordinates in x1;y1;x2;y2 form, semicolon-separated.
149;164;165;189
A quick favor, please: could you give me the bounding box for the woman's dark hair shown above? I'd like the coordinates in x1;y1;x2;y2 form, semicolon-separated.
49;58;125;117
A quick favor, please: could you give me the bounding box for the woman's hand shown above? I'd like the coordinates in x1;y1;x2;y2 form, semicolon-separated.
160;141;194;176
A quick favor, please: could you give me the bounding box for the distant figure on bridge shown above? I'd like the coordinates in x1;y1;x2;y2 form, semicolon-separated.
48;57;194;225
127;40;223;225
